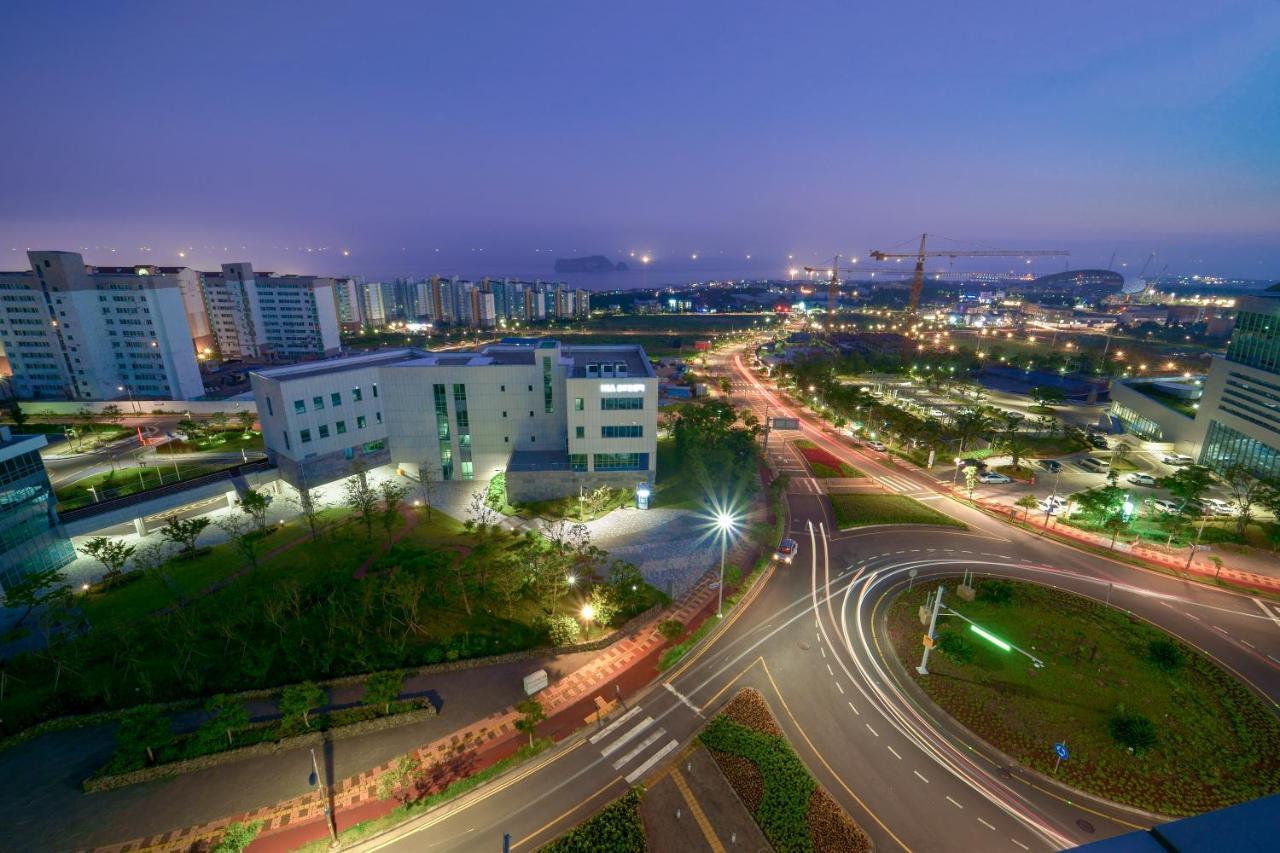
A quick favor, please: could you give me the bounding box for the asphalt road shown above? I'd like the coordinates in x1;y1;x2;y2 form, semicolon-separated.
360;343;1280;852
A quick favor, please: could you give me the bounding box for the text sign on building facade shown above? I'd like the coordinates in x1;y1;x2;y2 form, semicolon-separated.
600;383;645;393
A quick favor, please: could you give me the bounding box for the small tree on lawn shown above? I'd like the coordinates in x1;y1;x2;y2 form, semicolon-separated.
3;400;28;429
514;698;545;747
1222;464;1267;537
198;694;250;749
1103;513;1128;550
587;584;620;629
963;464;978;501
343;473;379;543
1;566;67;629
378;479;408;545
218;514;265;572
1158;464;1214;514
237;488;272;532
1015;494;1039;523
547;613;580;645
363;670;405;715
279;682;327;731
208;410;229;435
100;403;124;428
419;463;438;519
1030;386;1065;409
236;410;256;435
607;560;647;615
79;536;136;582
288;481;326;541
160;515;211;558
116;704;172;765
176;417;204;443
464;487;499;536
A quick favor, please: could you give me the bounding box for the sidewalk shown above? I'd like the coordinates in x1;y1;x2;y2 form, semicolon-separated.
94;569;728;853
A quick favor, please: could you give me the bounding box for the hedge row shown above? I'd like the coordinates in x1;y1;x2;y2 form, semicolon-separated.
540;787;646;853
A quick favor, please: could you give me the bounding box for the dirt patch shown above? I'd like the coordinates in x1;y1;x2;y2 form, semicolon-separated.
717;687;783;736
709;751;764;812
807;786;872;852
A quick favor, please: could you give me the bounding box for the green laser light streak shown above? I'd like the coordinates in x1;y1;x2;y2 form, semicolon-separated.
970;623;1012;651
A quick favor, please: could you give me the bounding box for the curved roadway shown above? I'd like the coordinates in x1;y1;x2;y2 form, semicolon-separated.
370;343;1280;852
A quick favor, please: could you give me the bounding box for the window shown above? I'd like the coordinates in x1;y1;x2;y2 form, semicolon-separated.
300;428;312;443
312;395;324;410
593;452;647;471
569;454;588;472
357;415;367;429
372;382;379;398
602;425;643;438
294;399;306;414
528;385;533;391
500;384;506;392
318;424;330;439
502;411;507;418
266;398;273;417
542;356;554;413
283;431;291;450
336;420;347;434
330;392;342;407
504;436;509;443
363;439;385;453
602;397;643;410
529;411;534;417
574;397;584;411
352;386;363;402
575;426;585;439
461;460;474;480
376;411;382;424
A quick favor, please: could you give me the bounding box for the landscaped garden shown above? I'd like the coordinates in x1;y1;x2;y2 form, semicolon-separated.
794;439;862;478
887;578;1280;815
55;461;237;510
829;494;965;530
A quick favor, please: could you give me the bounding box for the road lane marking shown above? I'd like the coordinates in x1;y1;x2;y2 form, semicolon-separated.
1253;597;1280;629
625;739;680;785
866;723;879;737
887;745;902;760
664;682;704;717
946;796;963;809
977;818;997;830
599;717;653;757
1242;640;1255;648
847;700;860;716
1012;839;1030;850
826;663;834;676
670;766;728;853
1184;612;1200;621
821;645;827;658
1214;625;1229;635
913;770;929;783
612;728;667;770
589;705;642;744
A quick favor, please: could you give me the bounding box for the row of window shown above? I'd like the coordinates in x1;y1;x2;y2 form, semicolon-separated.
574;425;644;439
572;396;645;411
292;384;376;414
285;413;380;448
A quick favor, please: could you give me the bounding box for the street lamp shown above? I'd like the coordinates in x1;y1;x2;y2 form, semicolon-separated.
581;603;596;634
711;506;741;618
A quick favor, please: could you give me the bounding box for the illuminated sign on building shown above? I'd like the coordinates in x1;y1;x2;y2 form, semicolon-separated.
600;383;645;393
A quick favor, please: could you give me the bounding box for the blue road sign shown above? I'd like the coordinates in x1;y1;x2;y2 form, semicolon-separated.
1054;743;1069;761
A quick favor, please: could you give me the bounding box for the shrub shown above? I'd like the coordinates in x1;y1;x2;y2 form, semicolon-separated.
937;631;976;664
658;619;685;641
977;579;1014;605
542;788;645;852
1147;638;1184;674
1109;711;1158;755
211;820;262;853
547;614;581;646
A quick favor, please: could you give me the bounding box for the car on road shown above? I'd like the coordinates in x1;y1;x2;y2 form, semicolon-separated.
1005;411;1025;421
1127;473;1158;487
1037;496;1069;515
1079;457;1110;472
867;440;887;452
1037;459;1062;473
958;458;988;470
929;408;946;418
1201;498;1238;517
773;538;799;564
1087;434;1110;450
978;471;1013;484
1162;453;1194;466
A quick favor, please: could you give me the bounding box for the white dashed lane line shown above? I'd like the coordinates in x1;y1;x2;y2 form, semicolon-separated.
848;701;860;716
886;745;901;760
866;723;879;737
913;770;929;783
977;818;997;831
1243;640;1255;649
1214;626;1229;635
826;663;834;676
835;682;844;695
946;796;963;809
1012;839;1030;851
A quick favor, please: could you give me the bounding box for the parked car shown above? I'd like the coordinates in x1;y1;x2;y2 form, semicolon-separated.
1201;498;1238;517
1005;411;1025;421
1088;434;1110;450
958;458;988;470
1079;457;1110;472
1162;453;1194;466
1037;496;1069;515
867;441;887;452
1127;473;1157;487
773;538;799;564
1037;459;1062;473
978;472;1013;484
929;408;946;418
1149;498;1181;514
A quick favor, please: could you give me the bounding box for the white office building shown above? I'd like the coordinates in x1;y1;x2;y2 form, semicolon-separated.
0;250;204;400
250;339;657;502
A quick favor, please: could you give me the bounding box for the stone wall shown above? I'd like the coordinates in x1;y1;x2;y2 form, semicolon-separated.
506;469;646;503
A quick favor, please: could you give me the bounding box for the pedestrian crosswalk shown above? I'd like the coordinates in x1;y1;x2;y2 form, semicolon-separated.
589;704;681;785
877;473;917;493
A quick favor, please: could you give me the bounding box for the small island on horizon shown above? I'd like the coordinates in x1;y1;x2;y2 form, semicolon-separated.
554;254;629;273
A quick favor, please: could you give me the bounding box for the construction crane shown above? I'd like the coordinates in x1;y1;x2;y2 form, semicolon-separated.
869;233;1070;315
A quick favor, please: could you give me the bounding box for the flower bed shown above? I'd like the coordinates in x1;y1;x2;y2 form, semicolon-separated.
701;689;871;852
794;440;862;478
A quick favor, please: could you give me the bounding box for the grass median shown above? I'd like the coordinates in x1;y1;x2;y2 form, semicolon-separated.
829;494;965;530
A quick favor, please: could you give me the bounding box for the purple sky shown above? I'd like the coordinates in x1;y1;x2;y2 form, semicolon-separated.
3;1;1278;282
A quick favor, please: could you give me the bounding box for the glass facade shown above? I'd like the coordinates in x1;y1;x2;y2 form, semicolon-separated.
0;445;75;591
453;383;473;479
433;383;452;480
1220;371;1280;438
542;356;554;413
602;397;644;410
1109;401;1163;440
1200;420;1279;480
1225;305;1280;372
593;452;649;471
601;425;643;438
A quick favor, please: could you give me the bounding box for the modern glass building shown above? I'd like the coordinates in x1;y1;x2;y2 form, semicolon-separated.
0;427;75;592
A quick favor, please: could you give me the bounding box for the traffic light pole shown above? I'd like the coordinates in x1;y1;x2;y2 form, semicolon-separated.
917;585;945;675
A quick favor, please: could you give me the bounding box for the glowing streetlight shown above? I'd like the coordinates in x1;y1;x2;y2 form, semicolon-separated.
710;505;741;618
581;602;596;632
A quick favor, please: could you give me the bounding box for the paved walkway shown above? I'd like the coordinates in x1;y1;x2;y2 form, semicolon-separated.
89;572;725;852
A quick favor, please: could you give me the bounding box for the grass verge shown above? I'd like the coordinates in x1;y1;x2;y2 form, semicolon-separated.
887;578;1280;815
829;494;965;530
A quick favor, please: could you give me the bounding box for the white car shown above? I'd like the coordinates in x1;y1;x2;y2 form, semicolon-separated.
978;472;1012;484
1148;498;1181;514
1162;454;1194;466
1079;457;1110;472
929;408;946;418
1037;496;1069;515
1127;473;1157;487
867;441;887;452
1201;498;1238;517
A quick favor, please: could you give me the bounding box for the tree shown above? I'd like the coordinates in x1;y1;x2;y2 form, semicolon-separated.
464;487;499;535
237;488;272;532
279;681;327;731
363;670;405;715
998;429;1033;469
176;417;204;443
1015;494;1039;523
378;479;408;545
607;561;647;615
963;464;978;501
343;473;379;542
586;584;620;628
4;400;29;429
79;536;136;582
100;403;124;428
2;566;67;629
198;694;250;749
218;514;265;571
514;698;545;747
160;515;211;558
208;411;229;434
1222;464;1267;537
116;704;172;765
419;463;438;520
1112;442;1133;469
236;410;256;434
547;613;580;645
288;482;326;541
1158;465;1214;514
1030;386;1066;408
1103;513;1129;550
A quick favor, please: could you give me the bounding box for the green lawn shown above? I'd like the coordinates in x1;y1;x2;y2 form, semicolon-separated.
155;429;264;455
56;462;235;510
653;436;705;510
888;579;1280;815
829;494;965;529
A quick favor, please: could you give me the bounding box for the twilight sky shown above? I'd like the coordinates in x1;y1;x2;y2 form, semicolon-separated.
2;1;1278;282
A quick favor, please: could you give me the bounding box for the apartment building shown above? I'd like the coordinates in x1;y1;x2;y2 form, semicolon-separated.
0;250;204;400
250;339;656;502
197;262;341;362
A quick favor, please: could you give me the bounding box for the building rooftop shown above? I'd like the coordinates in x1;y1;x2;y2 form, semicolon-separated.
0;427;47;459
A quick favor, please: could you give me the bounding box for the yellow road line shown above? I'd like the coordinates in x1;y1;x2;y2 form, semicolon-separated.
665;563;775;682
511;776;624;850
698;655;766;710
671;767;728;853
760;660;913;852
